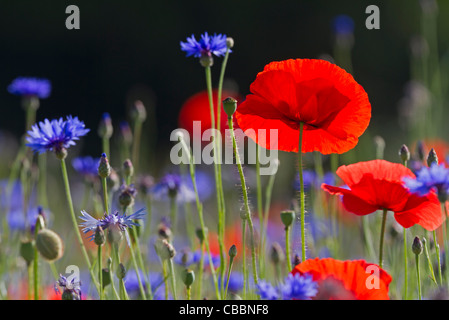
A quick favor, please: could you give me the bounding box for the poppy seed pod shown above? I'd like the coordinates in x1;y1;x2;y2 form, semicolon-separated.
223;97;238;118
280;210;295;229
182;269;195;287
36;229;64;261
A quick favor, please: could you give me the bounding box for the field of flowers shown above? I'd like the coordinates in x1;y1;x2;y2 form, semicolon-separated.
1;1;449;302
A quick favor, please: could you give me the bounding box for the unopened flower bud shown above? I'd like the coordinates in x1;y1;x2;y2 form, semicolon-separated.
116;263;127;280
427;148;438;167
98;153;111;179
196;227;207;243
270;242;285;265
200;54;213;67
120;121;133;146
98;112;113;139
102;268;111;288
226;37;234;49
293;254;301;266
182;269;195;287
123;159;134;179
280;210;295;229
55;147;68;160
399;144;410;163
107;226;123;245
94;226;106;246
229;245;237;259
131;100;147;123
412;236;423;255
155;239;176;260
223;97;238;118
158;222;172;240
36;229;64;261
416;141;425;162
20;240;35;266
119;184;137;209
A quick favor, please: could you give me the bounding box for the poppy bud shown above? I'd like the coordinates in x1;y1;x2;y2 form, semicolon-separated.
98;112;113;139
131;100;147;123
98;153;111;179
20;240;35;266
102;268;111;288
196;227;207;243
412;236;423;255
229;244;237;259
270;242;285;265
94;226;106;246
280;210;295;229
182;269;195;287
223;97;238;118
123;159;134;179
399;144;410;163
427;148;438;167
116;263;127;280
36;229;64;262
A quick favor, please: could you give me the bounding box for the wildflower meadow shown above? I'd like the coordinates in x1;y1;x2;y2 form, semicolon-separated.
2;0;449;307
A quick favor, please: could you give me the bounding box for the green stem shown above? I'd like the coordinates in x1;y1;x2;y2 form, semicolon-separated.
98;245;104;300
256;145;264;272
379;209;388;269
224;256;235;300
423;237;437;285
33;223;40;300
178;129;221;299
38;153;48;208
205;65;227;297
128;234;147;300
241;219;247;299
60;158;100;294
433;229;443;286
131;120;143;173
415;253;422;300
403;228;408;300
113;244;129;300
196;241;205;300
186;286;191;300
102;177;109;215
168;259;177;300
163;261;169;300
102;137;110;161
298;122;306;262
285;226;292;272
169;196;177;234
228;116;258;285
49;262;58;280
27;265;32;300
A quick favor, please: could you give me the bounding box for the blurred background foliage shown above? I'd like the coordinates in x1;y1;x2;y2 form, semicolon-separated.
1;0;449;166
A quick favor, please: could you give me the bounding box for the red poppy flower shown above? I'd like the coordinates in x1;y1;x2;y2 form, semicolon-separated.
235;59;371;154
321;159;444;230
178;89;239;137
292;258;392;300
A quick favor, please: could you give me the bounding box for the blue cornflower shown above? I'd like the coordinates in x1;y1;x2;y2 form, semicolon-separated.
26;116;90;154
332;14;355;36
55;274;82;300
72;156;100;178
219;272;244;293
280;273;319;300
180;32;229;58
8;77;51;99
403;163;449;201
79;208;145;245
125;271;169;300
256;280;279;300
151;173;195;203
